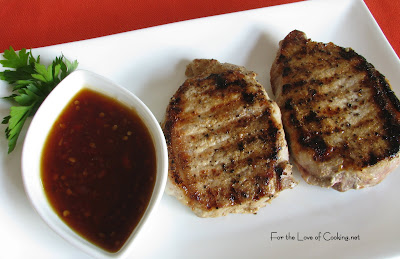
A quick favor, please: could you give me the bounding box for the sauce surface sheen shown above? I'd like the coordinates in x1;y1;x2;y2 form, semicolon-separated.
41;88;156;252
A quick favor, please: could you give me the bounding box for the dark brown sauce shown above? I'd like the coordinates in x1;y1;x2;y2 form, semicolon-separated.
41;88;156;252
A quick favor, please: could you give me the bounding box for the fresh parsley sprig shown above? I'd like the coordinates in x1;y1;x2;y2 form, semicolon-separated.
0;46;78;153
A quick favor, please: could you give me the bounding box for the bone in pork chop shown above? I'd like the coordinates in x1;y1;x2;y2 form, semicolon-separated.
163;59;297;217
270;30;400;191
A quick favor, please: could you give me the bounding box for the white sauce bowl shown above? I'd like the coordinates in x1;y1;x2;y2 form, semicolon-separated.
21;70;168;259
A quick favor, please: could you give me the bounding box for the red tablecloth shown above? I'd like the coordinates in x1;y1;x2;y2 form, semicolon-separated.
1;0;399;57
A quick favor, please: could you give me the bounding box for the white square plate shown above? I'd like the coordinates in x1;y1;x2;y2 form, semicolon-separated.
1;0;399;258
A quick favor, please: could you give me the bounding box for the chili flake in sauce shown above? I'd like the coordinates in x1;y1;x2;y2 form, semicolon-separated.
41;88;156;252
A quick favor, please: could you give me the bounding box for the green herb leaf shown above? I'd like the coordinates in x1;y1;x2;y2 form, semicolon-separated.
5;105;32;153
0;47;30;69
0;47;78;153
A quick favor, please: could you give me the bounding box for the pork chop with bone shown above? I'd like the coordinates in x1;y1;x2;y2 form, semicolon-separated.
163;59;297;217
270;30;400;191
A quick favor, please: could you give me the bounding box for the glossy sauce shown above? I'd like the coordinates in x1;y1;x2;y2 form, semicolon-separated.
41;88;156;252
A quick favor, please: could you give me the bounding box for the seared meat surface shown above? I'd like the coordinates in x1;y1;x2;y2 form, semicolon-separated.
270;30;400;191
163;59;296;217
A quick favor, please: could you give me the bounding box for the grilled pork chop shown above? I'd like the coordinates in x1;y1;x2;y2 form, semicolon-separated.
163;59;297;217
270;30;400;191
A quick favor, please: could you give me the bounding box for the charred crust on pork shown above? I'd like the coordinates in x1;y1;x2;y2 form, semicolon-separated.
270;30;400;191
163;59;296;216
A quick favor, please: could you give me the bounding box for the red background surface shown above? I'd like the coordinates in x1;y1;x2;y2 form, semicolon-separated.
0;0;398;57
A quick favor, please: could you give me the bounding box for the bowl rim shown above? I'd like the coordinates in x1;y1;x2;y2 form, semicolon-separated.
21;69;168;259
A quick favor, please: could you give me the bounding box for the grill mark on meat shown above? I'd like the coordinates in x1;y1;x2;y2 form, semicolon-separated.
303;110;324;123
192;111;279;150
274;164;284;190
210;71;247;90
242;91;256;104
282;66;291;77
185;113;283;178
298;132;334;161
274;35;400;166
164;59;297;216
178;101;270;147
190;165;277;209
339;47;358;60
186;162;278;209
367;74;400;159
270;30;400;191
188;134;280;172
179;75;266;120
